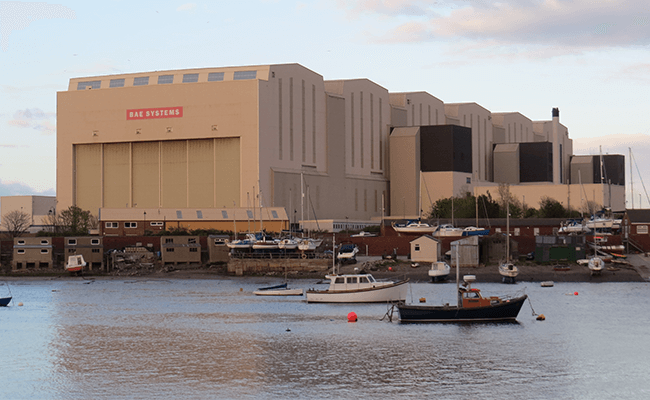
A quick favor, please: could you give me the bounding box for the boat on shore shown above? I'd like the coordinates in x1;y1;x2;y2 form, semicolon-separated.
499;262;519;284
433;224;464;237
428;261;450;282
588;256;605;275
462;226;490;236
65;255;86;274
337;244;359;264
306;273;409;303
397;274;528;323
392;219;437;234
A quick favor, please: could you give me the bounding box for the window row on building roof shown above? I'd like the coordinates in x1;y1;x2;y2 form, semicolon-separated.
76;70;257;90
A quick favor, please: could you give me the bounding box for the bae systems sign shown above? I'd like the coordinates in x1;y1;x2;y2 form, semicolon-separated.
127;106;183;120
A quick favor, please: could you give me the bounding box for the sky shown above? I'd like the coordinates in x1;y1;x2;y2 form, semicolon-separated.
1;0;649;207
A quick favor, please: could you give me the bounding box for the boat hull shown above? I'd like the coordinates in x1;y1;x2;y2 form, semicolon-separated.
0;297;11;307
254;289;304;296
462;229;490;236
397;295;528;322
306;279;409;303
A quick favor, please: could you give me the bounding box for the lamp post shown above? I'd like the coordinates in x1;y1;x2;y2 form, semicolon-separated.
143;211;147;235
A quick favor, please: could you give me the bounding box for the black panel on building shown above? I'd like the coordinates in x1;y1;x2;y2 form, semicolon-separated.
420;125;472;173
592;154;625;186
520;142;553;182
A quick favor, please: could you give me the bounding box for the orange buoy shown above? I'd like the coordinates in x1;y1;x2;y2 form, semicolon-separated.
536;314;546;321
347;312;358;323
419;297;426;303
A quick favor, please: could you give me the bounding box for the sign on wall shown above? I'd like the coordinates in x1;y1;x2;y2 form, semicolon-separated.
126;106;183;120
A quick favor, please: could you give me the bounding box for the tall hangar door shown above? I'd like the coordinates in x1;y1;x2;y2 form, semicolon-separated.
74;138;240;213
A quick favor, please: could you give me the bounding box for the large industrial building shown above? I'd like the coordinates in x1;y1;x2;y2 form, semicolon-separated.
56;63;624;228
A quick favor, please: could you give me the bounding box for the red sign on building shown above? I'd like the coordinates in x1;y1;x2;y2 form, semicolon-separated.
127;106;183;120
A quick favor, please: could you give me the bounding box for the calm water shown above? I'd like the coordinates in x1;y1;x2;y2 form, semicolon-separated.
1;277;650;399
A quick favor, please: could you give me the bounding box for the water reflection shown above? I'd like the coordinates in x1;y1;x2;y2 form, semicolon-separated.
2;280;650;399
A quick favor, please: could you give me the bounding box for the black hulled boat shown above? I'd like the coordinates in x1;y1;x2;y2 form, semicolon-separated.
396;274;527;323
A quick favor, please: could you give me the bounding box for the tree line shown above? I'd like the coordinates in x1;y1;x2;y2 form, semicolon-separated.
428;184;602;220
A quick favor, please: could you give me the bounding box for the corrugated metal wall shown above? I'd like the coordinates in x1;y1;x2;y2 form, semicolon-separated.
75;143;102;212
133;141;160;208
188;139;214;207
104;143;130;207
75;138;241;212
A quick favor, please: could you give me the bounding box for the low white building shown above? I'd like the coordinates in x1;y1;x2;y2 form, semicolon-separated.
0;195;57;234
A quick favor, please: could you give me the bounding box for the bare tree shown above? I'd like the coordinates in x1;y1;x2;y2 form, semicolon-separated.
2;210;32;239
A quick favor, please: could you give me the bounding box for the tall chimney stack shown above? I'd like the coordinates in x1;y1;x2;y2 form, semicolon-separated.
552;108;560;184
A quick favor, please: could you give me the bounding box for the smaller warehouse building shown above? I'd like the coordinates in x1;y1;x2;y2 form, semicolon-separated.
13;237;53;270
64;236;104;271
161;236;201;265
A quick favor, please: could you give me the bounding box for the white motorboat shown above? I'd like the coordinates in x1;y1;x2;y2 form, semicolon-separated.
499;262;519;283
337;244;359;263
351;231;377;237
305;273;409;303
297;238;323;251
588;256;605;275
559;219;589;234
433;224;464;237
428;261;450;282
65;255;86;273
277;237;299;250
461;226;490;236
392;220;437;234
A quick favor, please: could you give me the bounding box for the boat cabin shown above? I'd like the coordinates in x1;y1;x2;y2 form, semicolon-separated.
325;274;382;291
458;275;502;308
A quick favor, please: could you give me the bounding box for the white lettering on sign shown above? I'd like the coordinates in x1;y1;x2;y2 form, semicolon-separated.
126;107;183;120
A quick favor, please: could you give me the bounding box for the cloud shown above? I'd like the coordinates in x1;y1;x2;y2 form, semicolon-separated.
0;1;76;51
0;179;55;196
177;3;197;12
343;0;650;51
7;108;56;134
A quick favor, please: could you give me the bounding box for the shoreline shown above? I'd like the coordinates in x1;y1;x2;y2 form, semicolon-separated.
1;258;645;283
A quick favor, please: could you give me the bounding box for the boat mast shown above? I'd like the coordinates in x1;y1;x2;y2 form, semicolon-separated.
455;242;460;307
630;147;634;209
506;196;510;262
332;233;336;275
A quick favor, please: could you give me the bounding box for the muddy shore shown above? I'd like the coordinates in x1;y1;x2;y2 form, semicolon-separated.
2;257;644;283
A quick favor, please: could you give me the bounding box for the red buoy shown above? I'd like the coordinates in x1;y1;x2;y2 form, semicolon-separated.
574;291;579;296
388;267;393;271
347;312;358;323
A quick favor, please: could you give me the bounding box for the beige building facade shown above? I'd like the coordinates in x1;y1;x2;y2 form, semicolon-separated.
57;63;620;225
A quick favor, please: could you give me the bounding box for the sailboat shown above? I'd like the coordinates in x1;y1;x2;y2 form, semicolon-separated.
396;243;528;322
499;198;519;284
